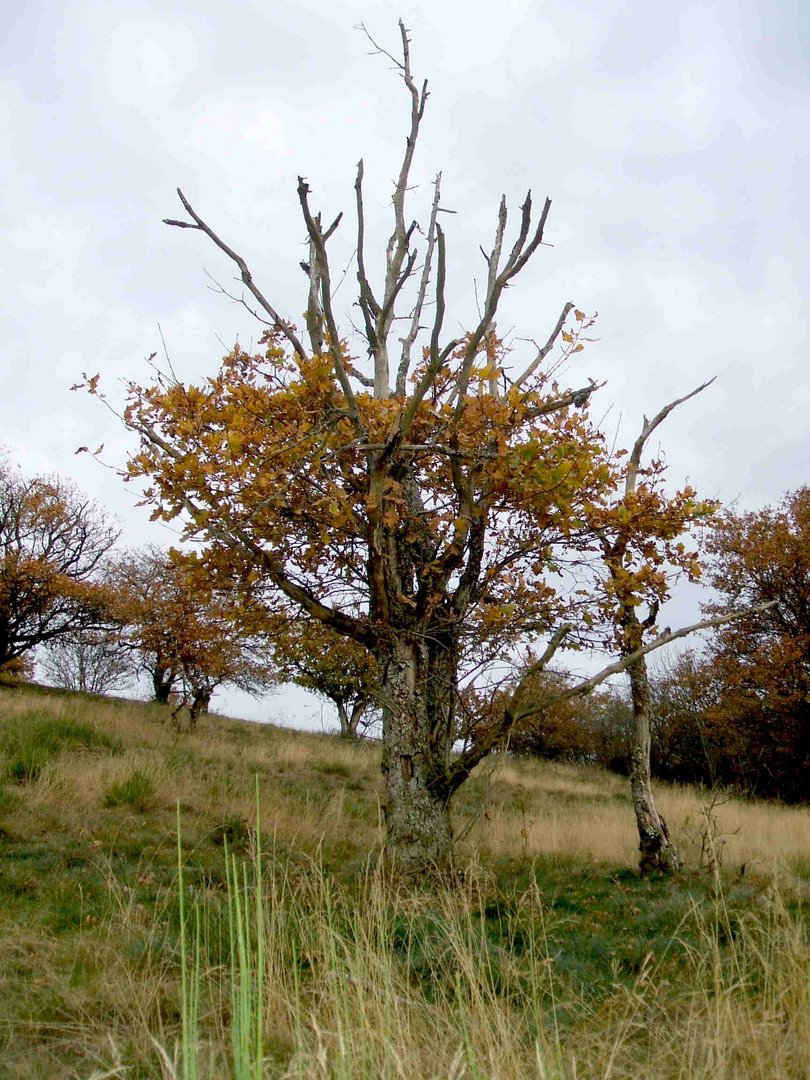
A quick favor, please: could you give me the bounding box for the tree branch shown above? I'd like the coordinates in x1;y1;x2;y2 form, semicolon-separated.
296;177;365;439
511;601;778;726
164;189;307;360
452;194;554;418
523;380;603;418
445;624;572;791
625;378;716;496
354;159;381;358
395;226;463;439
367;19;429;398
396;173;442;395
513;301;576;388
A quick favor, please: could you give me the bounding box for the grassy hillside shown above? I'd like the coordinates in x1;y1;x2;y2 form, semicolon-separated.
0;684;807;1078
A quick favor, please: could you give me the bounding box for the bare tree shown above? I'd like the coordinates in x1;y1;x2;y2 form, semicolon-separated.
39;630;134;696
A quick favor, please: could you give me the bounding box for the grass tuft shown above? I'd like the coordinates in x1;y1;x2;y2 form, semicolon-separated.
103;768;156;810
1;710;116;783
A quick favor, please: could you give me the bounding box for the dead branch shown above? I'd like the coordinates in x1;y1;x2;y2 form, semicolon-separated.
354;159;381;358
164;189;307;359
395;173;443;394
452;193;554;418
511;600;778;726
513;301;576;387
296;177;365;439
626;378;716;496
372;19;429;397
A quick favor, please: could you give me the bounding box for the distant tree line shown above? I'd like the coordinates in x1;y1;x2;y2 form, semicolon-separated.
0;450;368;730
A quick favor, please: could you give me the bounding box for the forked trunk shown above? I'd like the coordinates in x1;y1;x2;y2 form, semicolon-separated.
380;637;454;879
627;657;680;875
335;698;367;739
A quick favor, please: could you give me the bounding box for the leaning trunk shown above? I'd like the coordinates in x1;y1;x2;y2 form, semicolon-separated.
380;637;454;879
627;655;680;875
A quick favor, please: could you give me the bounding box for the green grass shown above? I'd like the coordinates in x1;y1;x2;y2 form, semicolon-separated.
103;767;156;810
0;682;807;1078
0;709;117;783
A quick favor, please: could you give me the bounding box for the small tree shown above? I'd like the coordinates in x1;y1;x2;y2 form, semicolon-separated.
0;456;118;670
646;650;724;787
86;24;765;876
106;546;182;703
268;615;379;737
108;546;274;723
591;389;720;873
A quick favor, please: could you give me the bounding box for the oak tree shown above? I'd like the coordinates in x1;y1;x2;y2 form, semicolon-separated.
89;24;753;875
108;546;274;723
267;615;379;738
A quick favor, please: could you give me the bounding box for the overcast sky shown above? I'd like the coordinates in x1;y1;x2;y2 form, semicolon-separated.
2;0;808;727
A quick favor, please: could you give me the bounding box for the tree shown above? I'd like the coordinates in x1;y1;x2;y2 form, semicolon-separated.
88;24;749;876
0;456;118;669
590;389;719;873
0;654;36;685
504;667;610;762
105;546;182;704
268;615;379;738
703;489;810;802
108;546;274;723
39;629;134;696
643;650;724;788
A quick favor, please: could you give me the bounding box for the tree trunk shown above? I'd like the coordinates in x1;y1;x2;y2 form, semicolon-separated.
189;687;212;725
380;637;454;879
627;656;680;875
152;664;174;704
335;699;366;739
335;701;352;737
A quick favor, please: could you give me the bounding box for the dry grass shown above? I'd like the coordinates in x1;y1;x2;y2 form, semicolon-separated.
0;683;808;1078
464;754;810;889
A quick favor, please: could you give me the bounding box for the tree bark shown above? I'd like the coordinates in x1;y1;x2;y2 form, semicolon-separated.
627;655;680;875
380;637;454;878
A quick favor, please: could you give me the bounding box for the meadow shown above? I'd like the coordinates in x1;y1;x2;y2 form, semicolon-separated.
0;684;807;1078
